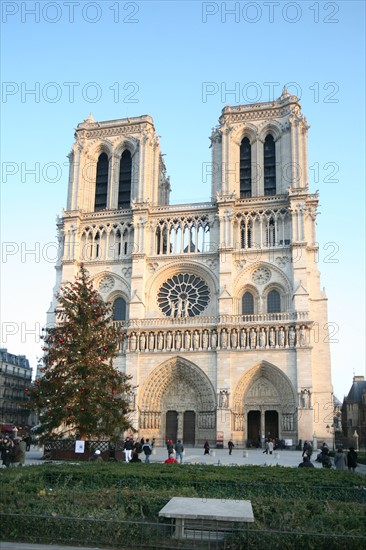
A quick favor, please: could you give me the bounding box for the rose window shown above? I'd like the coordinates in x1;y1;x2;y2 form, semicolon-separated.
158;273;210;317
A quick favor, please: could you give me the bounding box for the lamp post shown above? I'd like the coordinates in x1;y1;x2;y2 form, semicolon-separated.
326;424;335;450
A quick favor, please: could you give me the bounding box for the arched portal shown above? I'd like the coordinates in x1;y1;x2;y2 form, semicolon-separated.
232;361;296;446
138;357;216;446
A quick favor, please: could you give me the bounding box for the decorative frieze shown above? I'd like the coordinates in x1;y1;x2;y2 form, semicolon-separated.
120;323;311;354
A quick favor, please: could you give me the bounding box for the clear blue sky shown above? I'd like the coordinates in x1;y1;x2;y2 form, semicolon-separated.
1;0;365;399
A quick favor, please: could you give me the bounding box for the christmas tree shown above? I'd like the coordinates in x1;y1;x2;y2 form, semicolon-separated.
28;264;133;442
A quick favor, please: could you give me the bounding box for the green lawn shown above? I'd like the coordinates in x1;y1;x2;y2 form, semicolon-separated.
1;462;365;549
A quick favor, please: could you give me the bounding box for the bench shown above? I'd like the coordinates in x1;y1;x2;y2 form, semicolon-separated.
159;497;254;541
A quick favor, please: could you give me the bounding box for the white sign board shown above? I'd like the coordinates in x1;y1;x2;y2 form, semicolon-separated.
284;439;293;447
75;440;85;453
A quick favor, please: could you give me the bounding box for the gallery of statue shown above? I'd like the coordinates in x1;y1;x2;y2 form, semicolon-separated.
48;89;333;447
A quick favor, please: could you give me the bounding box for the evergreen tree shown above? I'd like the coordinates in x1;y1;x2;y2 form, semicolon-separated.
28;264;133;441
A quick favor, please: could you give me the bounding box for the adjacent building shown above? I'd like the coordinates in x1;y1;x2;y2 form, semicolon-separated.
342;376;366;448
47;88;333;446
0;348;32;430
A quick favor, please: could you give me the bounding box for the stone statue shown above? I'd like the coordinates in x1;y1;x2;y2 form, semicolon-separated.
169;297;176;317
289;326;296;347
240;329;246;348
278;327;285;347
175;331;182;350
202;330;208;349
139;332;146;351
231;330;237;349
148;332;155;351
220;330;228;349
300;326;306;346
184;331;191;350
193;330;200;349
259;329;266;348
211;330;217;349
157;332;164;350
177;296;183;317
129;332;137;352
269;328;275;347
250;328;256;348
166;331;172;351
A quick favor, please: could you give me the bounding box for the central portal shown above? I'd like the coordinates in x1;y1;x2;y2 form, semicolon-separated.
183;410;195;445
166;411;178;442
265;410;279;439
247;410;261;446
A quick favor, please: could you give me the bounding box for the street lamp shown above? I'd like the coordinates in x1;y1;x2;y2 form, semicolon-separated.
326;424;335;450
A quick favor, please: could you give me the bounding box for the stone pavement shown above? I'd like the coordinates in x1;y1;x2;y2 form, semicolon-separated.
20;444;323;468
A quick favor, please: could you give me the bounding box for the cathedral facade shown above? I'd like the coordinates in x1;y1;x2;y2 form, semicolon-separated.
48;89;333;447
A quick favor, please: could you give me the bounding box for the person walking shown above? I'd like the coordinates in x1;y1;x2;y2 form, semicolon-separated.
334;447;347;470
166;439;174;457
1;437;13;468
175;440;184;463
228;440;234;455
142;439;152;463
347;447;358;472
123;437;133;462
268;439;274;455
204;440;210;455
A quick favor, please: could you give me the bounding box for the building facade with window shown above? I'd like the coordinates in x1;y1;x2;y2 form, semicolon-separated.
0;348;32;430
341;376;366;449
47;89;333;446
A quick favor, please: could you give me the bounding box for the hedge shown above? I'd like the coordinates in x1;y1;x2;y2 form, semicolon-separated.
1;463;365;549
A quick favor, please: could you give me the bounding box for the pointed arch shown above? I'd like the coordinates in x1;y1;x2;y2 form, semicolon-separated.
139;356;217;413
233;361;296;414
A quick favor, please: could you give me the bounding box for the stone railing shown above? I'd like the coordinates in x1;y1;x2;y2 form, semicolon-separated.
116;317;312;354
114;311;308;331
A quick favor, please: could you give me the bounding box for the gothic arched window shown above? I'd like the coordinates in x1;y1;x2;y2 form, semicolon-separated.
118;150;132;209
113;297;126;321
267;289;281;313
240;137;252;198
240;219;252;249
242;292;254;315
94;153;109;211
264;134;276;196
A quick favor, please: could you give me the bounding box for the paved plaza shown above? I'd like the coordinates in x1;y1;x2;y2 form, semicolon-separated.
18;444;323;468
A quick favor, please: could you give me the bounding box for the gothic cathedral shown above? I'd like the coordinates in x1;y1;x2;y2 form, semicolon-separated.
48;88;333;447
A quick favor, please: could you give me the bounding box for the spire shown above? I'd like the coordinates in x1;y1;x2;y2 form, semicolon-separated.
84;112;95;124
280;86;291;100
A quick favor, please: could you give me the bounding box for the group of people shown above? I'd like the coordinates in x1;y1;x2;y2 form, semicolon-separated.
165;439;184;463
124;436;156;464
89;436;156;464
1;434;28;467
299;440;358;471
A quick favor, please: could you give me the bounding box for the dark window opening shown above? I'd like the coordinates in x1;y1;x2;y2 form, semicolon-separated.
264;134;276;196
240;137;252;198
118;150;132;209
94;153;108;211
267;289;281;313
113;297;126;321
242;292;254;315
